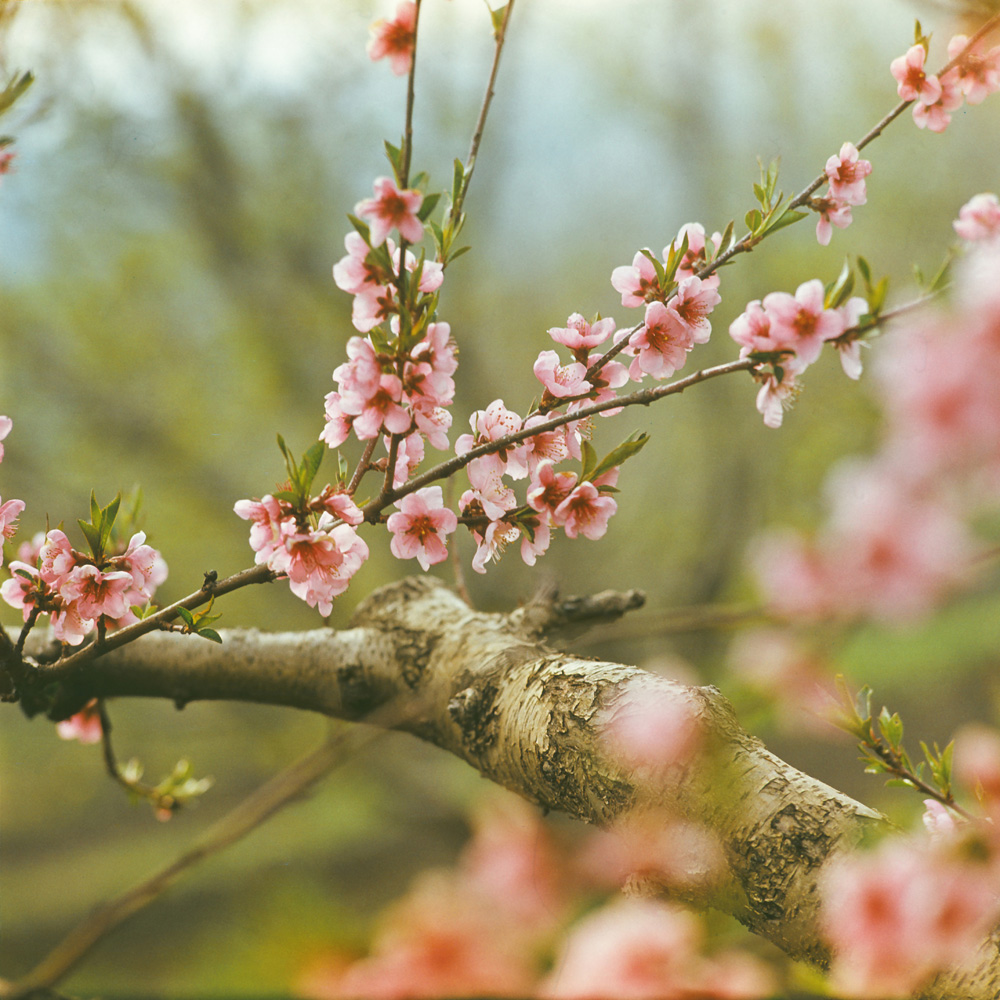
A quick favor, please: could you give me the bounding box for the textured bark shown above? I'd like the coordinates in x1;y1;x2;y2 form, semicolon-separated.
20;577;1000;996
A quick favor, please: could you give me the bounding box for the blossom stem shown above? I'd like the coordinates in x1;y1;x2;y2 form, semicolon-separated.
445;0;515;236
348;437;379;495
400;0;422;188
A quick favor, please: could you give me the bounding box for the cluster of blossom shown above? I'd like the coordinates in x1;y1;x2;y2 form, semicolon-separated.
729;278;869;428
810;142;873;246
234;489;369;617
751;194;1000;621
891;34;1000;133
297;793;776;1000
1;524;167;646
821;726;1000;997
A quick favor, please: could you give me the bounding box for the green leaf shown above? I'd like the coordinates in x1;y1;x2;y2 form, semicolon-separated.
417;191;441;222
176;607;195;627
0;71;34;117
716;220;735;256
761;205;807;237
301;442;325;493
489;3;508;37
878;706;904;748
580;440;597;481
856;255;872;286
77;519;103;560
383;139;404;183
452;158;466;202
90;491;101;527
638;248;666;288
446;244;472;264
99;493;122;553
197;628;223;644
589;431;650;483
346;214;372;245
825;258;856;310
745;209;762;233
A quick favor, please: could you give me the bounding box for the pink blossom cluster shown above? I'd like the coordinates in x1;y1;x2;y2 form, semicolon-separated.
455;398;620;575
822;832;1000;997
609;223;723;381
297;796;775;1000
891;35;1000;133
234;489;368;617
811;142;872;245
2;527;167;646
729;279;868;428
752;215;1000;622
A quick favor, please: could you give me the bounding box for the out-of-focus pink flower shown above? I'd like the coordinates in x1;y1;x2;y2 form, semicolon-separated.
822;838;999;998
56;699;103;745
947;34;1000;105
580;811;722;893
356;176;424;247
954;725;1000;807
601;680;700;771
533;350;592;398
387;486;457;571
367;1;417;77
0;151;14;181
954;192;1000;242
825;142;872;205
891;44;943;104
921;800;958;839
553;480;616;540
548;313;616;352
834;297;869;380
912;67;964;132
331;870;539;998
540;898;702;999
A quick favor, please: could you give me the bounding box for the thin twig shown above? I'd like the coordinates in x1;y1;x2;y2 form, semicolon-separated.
4;698;417;999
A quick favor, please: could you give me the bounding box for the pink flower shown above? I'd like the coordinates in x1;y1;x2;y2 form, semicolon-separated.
761;279;846;369
0;415;11;463
387;486;458;571
825;142;872;205
954;192;1000;242
234;495;290;565
0;150;14;181
912;67;964;133
835;296;870;379
541;898;702;999
356;176;424;247
921;800;958;839
39;528;78;586
366;1;417;77
668;276;720;338
728;300;772;356
519;516;550;566
610;250;664;308
668;222;723;287
947;34;1000;105
386;430;425;487
754;370;799;429
469;517;520;575
60;564;135;621
333;231;384;296
273;521;369;616
548;313;616;352
527;460;578;517
813;195;853;246
890;44;942;104
601;680;700;771
0;497;25;561
553;480;616;540
953;725;1000;807
823;839;999;998
343;373;412;440
1;561;44;620
119;531;168;603
533;350;591;398
521;417;570;475
56;699;103;745
628;300;698;380
455;399;527;480
320;392;354;449
465;458;517;520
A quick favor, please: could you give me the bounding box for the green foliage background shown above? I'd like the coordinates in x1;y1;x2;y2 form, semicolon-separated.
2;0;999;993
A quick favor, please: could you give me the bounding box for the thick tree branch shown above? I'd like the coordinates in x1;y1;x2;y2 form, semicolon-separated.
22;577;1000;997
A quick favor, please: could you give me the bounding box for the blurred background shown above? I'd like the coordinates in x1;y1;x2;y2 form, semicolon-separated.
2;0;1000;994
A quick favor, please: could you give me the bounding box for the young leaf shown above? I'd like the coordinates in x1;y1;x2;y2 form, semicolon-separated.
197;628;223;644
489;4;508;37
77;519;103;560
589;432;650;483
417;191;441;222
176;607;195;627
384;139;404;183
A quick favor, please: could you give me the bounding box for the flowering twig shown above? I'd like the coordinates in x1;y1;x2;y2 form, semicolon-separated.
700;12;1000;280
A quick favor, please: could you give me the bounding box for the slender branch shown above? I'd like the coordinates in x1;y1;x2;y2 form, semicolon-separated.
445;0;515;233
36;563;275;679
3;699;414;1000
348;436;379;495
399;0;422;188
